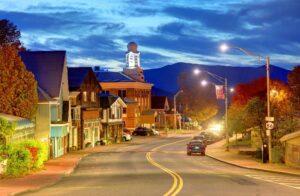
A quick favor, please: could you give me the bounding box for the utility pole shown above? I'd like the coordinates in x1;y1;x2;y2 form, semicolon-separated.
266;56;272;163
225;78;229;151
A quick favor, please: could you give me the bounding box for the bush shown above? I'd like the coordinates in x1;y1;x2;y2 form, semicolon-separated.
5;144;32;176
19;140;48;169
272;145;284;163
4;140;48;177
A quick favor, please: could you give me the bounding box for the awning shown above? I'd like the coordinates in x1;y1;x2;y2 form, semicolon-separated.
50;123;69;137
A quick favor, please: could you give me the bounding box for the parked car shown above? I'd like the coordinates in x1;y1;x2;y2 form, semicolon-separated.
122;132;132;141
187;140;206;156
193;135;205;141
132;127;154;136
123;128;132;135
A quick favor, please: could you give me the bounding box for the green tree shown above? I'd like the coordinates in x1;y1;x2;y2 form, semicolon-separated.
244;97;267;143
0;45;38;119
228;103;246;136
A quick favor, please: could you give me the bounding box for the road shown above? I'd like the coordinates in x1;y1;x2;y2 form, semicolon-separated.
23;136;300;196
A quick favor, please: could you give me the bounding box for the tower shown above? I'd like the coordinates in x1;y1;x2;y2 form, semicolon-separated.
123;42;145;82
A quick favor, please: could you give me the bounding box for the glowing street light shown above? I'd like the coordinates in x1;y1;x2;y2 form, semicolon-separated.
193;68;201;75
220;43;229;52
230;88;235;93
201;80;208;86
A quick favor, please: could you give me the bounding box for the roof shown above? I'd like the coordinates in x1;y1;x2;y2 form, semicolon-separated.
122;97;137;104
0;113;34;130
96;71;134;82
68;67;92;90
98;93;126;108
280;130;300;142
19;51;66;98
37;86;55;102
151;96;168;109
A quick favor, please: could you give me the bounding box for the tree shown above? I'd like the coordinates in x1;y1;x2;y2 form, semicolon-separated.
0;19;23;49
244;97;267;143
228;103;246;136
288;66;300;109
177;72;218;122
0;45;38;119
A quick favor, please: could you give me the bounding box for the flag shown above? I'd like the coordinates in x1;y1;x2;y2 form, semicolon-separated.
215;85;225;99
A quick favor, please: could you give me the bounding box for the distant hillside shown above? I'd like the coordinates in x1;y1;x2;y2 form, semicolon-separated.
144;62;290;96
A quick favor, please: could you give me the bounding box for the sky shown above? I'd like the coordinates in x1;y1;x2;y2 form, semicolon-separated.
1;0;300;70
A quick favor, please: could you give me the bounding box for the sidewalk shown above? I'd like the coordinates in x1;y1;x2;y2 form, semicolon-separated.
206;139;300;176
0;140;145;196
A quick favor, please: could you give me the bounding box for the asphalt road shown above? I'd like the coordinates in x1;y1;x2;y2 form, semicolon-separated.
23;136;300;196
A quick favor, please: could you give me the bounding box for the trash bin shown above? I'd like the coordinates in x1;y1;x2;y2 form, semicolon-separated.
262;143;268;163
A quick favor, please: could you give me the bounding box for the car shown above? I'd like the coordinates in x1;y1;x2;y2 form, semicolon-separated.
122;132;132;141
187;140;206;156
193;135;205;141
123;128;131;135
132;127;154;136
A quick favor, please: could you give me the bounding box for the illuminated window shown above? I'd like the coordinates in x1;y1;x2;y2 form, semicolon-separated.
83;91;87;102
91;92;96;102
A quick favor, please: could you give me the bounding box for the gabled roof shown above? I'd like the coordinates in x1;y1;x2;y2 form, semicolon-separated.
280;130;300;142
151;96;169;110
95;71;134;82
68;67;92;90
19;51;66;99
98;93;126;108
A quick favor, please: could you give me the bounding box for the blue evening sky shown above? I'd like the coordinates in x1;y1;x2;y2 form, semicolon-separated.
1;0;299;70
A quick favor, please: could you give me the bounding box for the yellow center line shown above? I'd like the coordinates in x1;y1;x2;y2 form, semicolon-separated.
145;138;190;196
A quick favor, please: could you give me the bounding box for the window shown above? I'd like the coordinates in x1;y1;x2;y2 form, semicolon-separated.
91;92;96;102
123;108;127;114
118;90;126;98
102;90;110;95
83;91;87;102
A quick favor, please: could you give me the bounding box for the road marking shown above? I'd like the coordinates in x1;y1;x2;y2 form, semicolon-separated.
146;138;190;196
245;174;300;190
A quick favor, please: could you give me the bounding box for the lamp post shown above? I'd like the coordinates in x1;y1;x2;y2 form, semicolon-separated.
174;90;183;130
220;43;272;163
195;70;230;151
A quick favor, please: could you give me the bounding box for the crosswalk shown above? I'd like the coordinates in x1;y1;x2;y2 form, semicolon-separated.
245;173;300;190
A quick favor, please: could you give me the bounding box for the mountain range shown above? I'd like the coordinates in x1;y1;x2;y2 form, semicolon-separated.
144;62;290;97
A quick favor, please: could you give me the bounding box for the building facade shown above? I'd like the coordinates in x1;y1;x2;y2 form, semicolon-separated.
95;42;153;131
20;51;71;159
99;94;127;144
68;67;102;150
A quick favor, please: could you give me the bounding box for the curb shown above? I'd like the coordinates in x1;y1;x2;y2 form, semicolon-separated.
206;152;300;177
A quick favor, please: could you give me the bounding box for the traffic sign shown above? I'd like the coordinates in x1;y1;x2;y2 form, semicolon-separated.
265;116;274;122
266;122;274;130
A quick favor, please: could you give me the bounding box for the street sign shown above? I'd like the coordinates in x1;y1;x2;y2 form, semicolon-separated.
266;122;274;130
265;116;274;122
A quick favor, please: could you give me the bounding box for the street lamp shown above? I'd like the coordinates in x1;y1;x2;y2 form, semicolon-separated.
194;68;201;75
194;69;230;151
201;80;208;86
220;43;273;163
230;88;235;93
174;90;183;130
